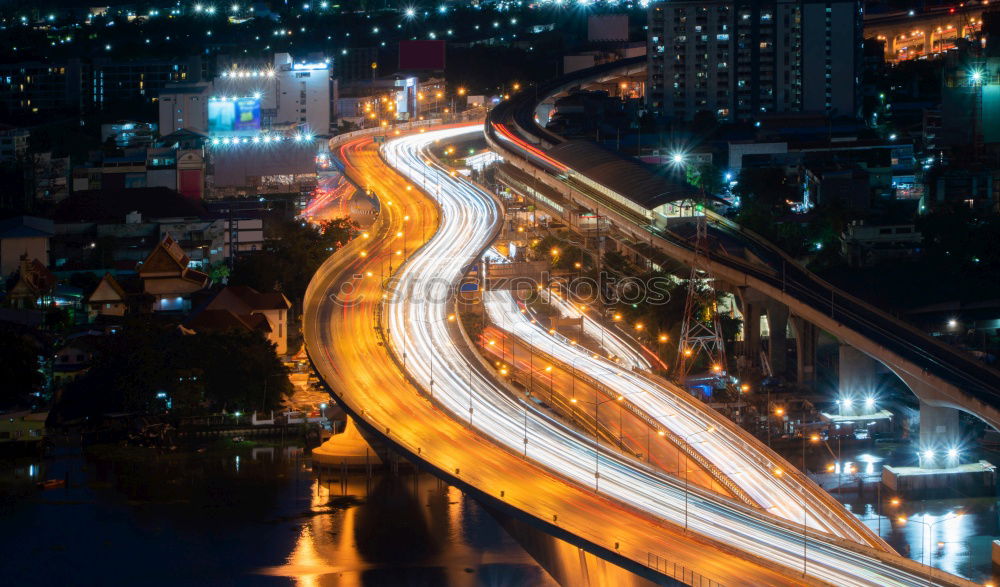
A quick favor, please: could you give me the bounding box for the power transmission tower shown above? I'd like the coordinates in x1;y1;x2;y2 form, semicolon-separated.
675;203;728;382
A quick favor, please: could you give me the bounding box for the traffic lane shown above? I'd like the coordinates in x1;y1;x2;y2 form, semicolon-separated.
479;326;729;496
383;128;935;585
305;136;806;586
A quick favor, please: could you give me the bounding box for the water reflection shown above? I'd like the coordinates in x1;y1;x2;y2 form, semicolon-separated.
808;445;1000;584
0;442;554;586
265;469;556;586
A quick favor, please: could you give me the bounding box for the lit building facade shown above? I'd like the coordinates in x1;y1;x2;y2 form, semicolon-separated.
158;53;332;138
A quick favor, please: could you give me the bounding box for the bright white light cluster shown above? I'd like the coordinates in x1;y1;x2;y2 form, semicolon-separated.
209;133;314;147
209;93;263;101
220;70;275;78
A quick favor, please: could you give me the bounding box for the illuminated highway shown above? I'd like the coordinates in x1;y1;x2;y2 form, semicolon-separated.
304;126;972;586
483;283;878;542
305;131;803;586
484;60;1000;433
538;287;654;371
375;126;969;586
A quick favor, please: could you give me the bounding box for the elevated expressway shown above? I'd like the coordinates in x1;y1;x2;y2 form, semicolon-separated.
304;126;972;586
484;58;1000;444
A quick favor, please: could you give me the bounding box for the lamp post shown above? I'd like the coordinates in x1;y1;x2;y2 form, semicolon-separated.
544;364;554;403
413;314;452;398
681;426;715;530
571;392;627;493
897;511;963;581
771;405;784;447
568;355;588;403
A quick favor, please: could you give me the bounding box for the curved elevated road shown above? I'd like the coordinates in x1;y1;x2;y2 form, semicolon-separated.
485;59;1000;429
304;126;972;586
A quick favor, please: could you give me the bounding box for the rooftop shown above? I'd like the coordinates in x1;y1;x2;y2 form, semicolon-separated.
546;140;699;211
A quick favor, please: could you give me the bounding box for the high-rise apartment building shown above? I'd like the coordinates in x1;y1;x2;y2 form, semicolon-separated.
647;0;862;122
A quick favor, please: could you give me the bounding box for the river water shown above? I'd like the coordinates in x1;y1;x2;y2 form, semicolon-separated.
0;439;555;586
6;437;999;585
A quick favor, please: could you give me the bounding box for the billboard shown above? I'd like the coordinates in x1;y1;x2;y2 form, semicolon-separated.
208;97;261;134
398;40;446;71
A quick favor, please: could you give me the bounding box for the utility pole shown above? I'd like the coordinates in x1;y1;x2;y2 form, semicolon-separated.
675;198;728;383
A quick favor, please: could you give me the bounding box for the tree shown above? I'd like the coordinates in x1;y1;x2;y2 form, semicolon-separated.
0;328;43;408
52;318;291;421
231;217;358;306
686;163;725;196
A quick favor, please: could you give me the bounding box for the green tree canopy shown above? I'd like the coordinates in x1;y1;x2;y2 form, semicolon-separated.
53;318;291;421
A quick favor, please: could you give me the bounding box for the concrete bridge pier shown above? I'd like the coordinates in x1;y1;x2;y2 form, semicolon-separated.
918;401;962;468
838;344;879;398
765;302;790;378
740;300;762;370
792;316;817;386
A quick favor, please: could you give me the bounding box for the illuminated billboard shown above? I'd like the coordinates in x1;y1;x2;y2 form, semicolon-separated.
208;97;261;134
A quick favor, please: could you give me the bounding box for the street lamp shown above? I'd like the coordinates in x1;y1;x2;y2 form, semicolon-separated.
897;511;963;579
681;426;715;530
544;364;553;402
567;355;589;408
570;392;628;493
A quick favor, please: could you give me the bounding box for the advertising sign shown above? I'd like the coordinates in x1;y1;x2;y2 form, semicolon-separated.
208;97;261;134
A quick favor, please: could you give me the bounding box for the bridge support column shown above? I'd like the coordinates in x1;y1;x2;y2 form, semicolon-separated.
765;303;789;378
792;317;817;386
838;344;877;397
742;301;761;368
919;401;962;468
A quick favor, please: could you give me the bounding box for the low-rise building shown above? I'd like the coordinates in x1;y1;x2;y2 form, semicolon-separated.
186;285;292;354
840;221;922;267
70;140;207;199
34;153;71;203
803;163;872;214
50;188;262;273
137;235;211;313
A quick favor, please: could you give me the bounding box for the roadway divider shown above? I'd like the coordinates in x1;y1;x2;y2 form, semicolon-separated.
492;309;758;509
311;124;967;586
491;128;894;550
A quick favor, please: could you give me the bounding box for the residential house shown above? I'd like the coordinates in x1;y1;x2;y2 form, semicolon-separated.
6;256;56;309
53;336;99;386
85;273;152;320
186;285;292;354
138;235;210;312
